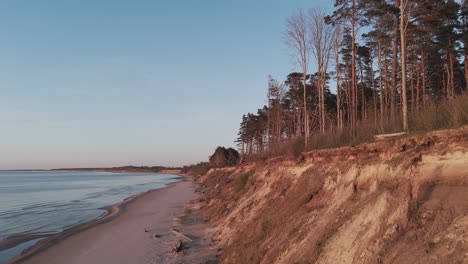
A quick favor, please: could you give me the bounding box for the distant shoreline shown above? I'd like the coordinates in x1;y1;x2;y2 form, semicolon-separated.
0;167;182;174
4;174;184;264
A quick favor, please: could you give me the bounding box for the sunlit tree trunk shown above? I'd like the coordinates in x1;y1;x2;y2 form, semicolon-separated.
400;0;408;130
384;57;390;113
465;0;468;88
371;59;377;124
377;40;385;127
350;0;358;133
334;25;342;130
449;39;455;97
358;58;366;120
421;49;426;108
416;65;420;111
391;0;399;123
410;64;414;113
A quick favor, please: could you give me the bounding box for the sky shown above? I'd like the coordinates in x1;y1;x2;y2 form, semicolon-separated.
0;0;331;169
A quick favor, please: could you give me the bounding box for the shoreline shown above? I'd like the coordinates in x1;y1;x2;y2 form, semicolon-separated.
0;172;180;253
5;174;216;264
0;169;182;174
4;175;183;264
0;168;183;175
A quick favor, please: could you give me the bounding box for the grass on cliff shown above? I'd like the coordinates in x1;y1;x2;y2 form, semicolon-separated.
409;94;468;131
234;169;255;193
245;93;468;161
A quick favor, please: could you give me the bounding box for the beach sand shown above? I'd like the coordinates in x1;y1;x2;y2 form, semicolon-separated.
9;176;216;264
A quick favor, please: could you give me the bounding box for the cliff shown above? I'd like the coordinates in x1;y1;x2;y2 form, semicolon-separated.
195;126;468;264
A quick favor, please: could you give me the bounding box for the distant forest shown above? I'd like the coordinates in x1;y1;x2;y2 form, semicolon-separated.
236;0;468;157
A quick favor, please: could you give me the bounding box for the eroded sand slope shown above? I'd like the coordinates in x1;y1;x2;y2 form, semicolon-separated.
197;127;468;264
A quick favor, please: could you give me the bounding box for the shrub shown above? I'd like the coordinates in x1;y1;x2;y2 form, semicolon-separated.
290;138;305;158
189;162;210;176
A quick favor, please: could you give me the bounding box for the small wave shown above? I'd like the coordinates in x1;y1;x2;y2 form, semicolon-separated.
0;171;177;250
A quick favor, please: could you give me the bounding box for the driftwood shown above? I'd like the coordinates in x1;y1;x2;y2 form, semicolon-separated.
170;230;193;242
374;132;408;141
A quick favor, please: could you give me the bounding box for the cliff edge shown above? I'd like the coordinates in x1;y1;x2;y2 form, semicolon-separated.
195;126;468;264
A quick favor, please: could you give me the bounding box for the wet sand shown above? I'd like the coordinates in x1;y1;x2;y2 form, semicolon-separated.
8;176;216;264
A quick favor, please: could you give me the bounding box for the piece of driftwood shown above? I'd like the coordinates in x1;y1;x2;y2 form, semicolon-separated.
170;230;193;242
374;132;408;141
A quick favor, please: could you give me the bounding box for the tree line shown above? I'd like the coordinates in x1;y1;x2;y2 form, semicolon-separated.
236;0;468;156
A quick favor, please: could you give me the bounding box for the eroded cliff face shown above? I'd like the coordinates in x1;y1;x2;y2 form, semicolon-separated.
196;127;468;264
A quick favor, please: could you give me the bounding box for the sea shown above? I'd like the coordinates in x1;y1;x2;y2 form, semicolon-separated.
0;170;179;263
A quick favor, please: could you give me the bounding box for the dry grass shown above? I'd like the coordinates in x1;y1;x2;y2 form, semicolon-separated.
234;169;255;193
244;93;468;163
410;93;468;131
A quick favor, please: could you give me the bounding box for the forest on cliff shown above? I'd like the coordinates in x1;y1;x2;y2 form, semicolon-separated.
235;0;468;157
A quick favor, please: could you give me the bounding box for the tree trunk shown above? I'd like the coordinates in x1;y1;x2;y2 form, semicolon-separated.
445;47;450;97
410;64;414;113
416;66;420;111
449;40;455;97
442;67;447;97
392;0;400;123
335;37;342;130
303;74;309;148
322;74;326;134
400;0;408;131
351;0;357;133
346;66;352;129
421;49;427;108
358;58;366;120
378;40;385;127
465;0;468;87
318;78;323;133
384;57;390;112
297;104;302;137
465;50;468;88
371;60;377;124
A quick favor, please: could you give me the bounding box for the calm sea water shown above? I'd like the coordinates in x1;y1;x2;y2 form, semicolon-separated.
0;171;179;263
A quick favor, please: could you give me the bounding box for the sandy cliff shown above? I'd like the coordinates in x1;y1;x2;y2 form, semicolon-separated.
196;126;468;264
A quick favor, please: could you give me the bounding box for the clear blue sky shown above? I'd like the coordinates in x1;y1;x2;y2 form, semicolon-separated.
0;0;330;169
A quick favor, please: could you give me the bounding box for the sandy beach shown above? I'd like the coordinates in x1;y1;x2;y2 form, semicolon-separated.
8;176;216;264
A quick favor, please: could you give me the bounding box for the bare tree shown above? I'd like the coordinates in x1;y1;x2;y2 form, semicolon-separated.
309;8;335;134
285;10;311;147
